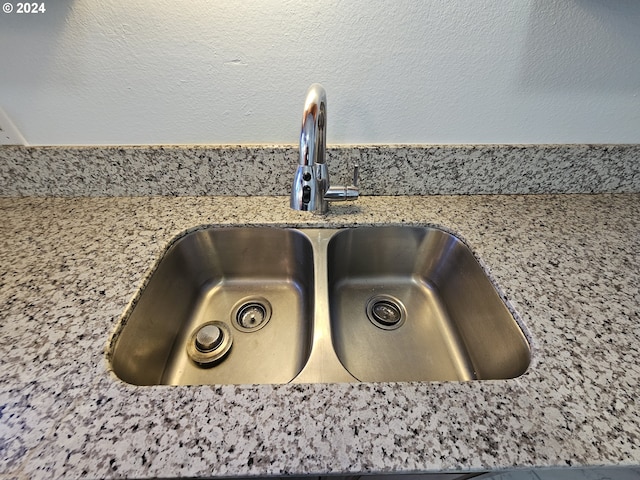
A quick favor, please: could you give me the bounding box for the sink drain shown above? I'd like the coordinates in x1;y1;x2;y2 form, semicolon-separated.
366;295;406;330
232;297;272;332
187;321;233;366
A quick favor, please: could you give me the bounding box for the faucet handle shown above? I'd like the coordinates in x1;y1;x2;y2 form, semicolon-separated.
324;163;360;202
352;164;359;187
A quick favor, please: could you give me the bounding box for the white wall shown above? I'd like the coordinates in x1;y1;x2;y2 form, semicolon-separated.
1;0;639;145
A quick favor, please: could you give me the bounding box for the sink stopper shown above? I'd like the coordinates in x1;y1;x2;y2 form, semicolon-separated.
195;324;224;352
187;321;232;366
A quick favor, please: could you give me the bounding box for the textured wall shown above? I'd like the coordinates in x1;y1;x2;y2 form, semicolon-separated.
0;0;639;145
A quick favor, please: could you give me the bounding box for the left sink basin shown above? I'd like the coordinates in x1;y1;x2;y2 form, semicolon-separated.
111;227;315;385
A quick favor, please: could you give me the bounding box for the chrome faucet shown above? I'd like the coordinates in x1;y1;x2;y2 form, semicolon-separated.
290;84;359;214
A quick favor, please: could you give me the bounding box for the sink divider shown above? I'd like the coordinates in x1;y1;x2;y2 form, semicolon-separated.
289;228;359;383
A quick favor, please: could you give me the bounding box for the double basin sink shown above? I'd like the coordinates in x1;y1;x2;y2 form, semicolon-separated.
110;226;530;385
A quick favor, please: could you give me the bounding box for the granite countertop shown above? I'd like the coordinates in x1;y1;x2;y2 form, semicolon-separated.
1;193;639;479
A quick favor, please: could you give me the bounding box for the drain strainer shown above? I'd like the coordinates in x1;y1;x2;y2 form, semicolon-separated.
232;297;272;332
187;321;233;366
366;295;406;330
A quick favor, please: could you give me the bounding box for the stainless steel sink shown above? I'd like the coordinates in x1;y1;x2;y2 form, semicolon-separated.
110;227;315;385
110;226;530;385
327;227;530;382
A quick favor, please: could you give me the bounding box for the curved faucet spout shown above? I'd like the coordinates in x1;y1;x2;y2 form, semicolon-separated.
299;83;327;167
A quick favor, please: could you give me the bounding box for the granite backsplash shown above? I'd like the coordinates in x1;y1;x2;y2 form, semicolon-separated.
1;144;639;196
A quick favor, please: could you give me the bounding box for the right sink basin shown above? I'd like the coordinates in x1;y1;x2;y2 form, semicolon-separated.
327;226;530;382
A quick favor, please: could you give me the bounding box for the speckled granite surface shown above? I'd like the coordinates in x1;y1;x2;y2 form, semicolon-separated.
1;144;639;196
0;194;639;479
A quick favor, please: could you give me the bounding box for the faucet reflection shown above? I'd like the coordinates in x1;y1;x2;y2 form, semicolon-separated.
290;83;359;214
